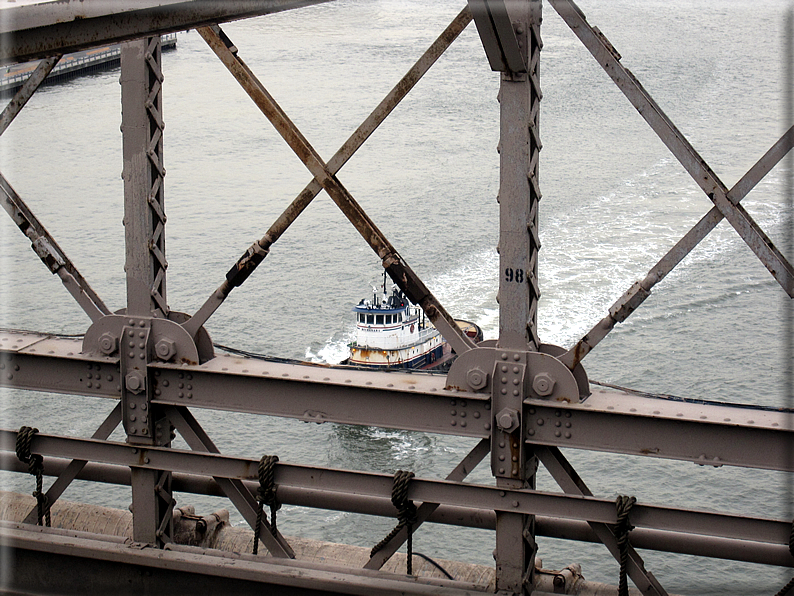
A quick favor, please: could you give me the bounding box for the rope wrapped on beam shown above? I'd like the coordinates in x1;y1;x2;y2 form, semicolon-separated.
371;470;417;574
253;454;280;555
15;426;50;527
614;495;636;596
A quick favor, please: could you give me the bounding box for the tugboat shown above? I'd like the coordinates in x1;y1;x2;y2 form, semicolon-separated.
348;279;481;370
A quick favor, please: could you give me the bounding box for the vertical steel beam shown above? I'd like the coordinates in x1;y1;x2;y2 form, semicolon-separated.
494;2;542;594
121;37;168;319
120;36;173;547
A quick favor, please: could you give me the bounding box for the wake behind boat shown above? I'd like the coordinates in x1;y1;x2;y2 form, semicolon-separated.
347;283;481;370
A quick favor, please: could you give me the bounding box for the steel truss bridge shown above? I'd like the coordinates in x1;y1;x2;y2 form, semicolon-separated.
0;1;792;594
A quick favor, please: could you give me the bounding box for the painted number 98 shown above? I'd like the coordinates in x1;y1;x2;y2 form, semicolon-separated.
505;268;525;283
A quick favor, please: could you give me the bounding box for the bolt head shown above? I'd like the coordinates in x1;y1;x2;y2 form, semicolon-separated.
98;333;118;355
125;371;145;394
533;373;556;397
466;367;488;391
495;408;519;432
155;338;176;361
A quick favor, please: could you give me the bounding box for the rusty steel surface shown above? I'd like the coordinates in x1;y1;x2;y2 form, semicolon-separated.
0;0;792;594
0;0;333;66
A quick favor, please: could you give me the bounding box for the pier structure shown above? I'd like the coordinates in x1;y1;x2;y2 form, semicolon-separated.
0;1;792;595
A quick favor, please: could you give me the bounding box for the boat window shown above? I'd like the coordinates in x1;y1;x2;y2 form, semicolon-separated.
367;314;374;324
358;314;364;323
385;315;392;324
376;315;384;324
396;314;402;322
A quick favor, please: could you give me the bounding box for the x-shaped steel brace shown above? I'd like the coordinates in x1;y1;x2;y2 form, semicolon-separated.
165;405;294;558
536;446;669;596
189;16;476;356
0;54;61;137
561;126;794;370
363;438;490;570
22;403;122;524
550;0;793;298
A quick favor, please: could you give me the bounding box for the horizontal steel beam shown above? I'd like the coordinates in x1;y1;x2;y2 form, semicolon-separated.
0;0;332;66
4;453;791;567
525;387;794;472
1;522;486;596
0;330;791;469
0;429;789;550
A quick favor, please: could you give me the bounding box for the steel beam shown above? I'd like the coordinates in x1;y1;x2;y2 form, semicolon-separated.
196;25;476;356
2;453;792;568
0;0;333;66
0;55;61;135
0;331;791;471
1;523;487;596
549;0;794;297
183;7;473;339
0;428;790;550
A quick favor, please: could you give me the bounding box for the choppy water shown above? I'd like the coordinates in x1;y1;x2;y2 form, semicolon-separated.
0;1;792;594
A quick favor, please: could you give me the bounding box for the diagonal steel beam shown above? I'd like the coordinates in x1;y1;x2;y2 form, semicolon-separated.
196;24;475;355
22;403;122;524
165;405;294;558
183;7;472;339
536;446;669;596
0;173;111;321
0;55;62;136
560;126;794;369
364;438;490;570
549;0;794;298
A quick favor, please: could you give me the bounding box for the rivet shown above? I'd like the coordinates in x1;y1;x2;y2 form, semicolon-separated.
139;354;145;359
513;354;520;361
178;382;184;389
451;400;457;406
187;393;192;399
501;353;508;360
512;442;518;449
128;320;135;326
451;420;457;426
555;410;561;417
460;401;466;407
565;411;572;418
130;415;136;421
564;432;571;439
528;429;535;436
499;455;505;461
565;422;571;428
537;419;544;426
501;365;508;373
154;389;160;396
187;384;192;390
484;423;491;430
513;366;519;373
529;408;535;415
555;421;561;427
139;332;145;338
138;343;145;349
141;404;147;411
451;410;457;416
554;430;561;437
512;456;518;462
513;500;519;507
499;441;505;448
178;373;184;379
144;457;150;464
130;403;136;409
186;374;192;381
142;429;148;435
132;448;138;454
178;392;184;398
86;381;93;388
6;374;12;380
163;380;169;387
513;378;519;385
499;467;505;474
107;375;113;381
501;388;507;395
513;389;519;396
473;412;480;419
460;421;467;427
139;321;145;327
128;352;135;358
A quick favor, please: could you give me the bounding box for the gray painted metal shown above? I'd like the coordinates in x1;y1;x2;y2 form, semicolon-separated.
2;429;789;551
2;452;792;568
182;7;473;340
0;330;791;471
0;0;791;593
0;0;333;66
549;0;794;299
0;174;110;321
197;24;476;357
0;54;61;135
